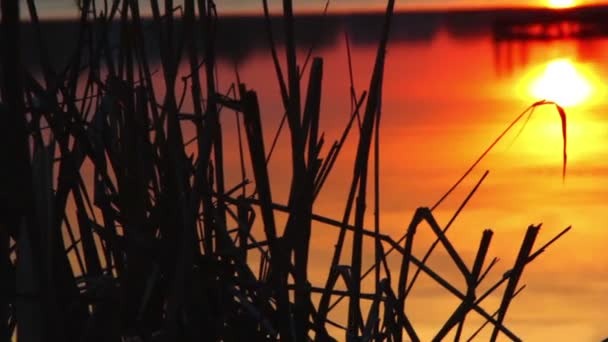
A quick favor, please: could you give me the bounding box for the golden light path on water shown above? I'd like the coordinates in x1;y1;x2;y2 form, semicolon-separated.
519;58;602;163
530;59;594;107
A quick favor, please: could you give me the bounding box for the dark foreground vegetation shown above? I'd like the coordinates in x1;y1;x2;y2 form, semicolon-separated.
0;0;571;341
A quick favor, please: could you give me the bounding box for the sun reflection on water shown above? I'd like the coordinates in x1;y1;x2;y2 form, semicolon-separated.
529;58;594;107
509;57;605;179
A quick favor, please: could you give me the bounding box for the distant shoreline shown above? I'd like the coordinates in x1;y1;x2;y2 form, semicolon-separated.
19;4;608;22
16;5;608;70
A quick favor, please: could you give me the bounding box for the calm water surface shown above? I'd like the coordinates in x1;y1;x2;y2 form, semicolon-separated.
29;12;608;340
208;18;608;340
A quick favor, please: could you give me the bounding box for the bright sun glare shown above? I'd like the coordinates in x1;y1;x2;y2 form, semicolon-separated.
530;59;592;107
547;0;577;8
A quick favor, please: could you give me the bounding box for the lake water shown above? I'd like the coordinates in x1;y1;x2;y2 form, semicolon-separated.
217;14;608;340
25;10;608;340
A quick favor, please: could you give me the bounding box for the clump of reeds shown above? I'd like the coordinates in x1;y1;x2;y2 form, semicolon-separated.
1;0;571;341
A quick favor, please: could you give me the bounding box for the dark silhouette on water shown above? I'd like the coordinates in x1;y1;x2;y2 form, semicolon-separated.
493;6;608;40
21;5;608;70
2;0;573;341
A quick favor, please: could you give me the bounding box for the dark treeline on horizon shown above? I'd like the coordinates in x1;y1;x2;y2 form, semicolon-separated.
18;5;608;71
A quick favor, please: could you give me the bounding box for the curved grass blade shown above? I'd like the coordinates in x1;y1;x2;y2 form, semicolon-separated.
432;100;568;210
554;103;568;182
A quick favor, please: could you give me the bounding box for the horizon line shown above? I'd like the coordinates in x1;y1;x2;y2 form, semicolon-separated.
18;2;608;21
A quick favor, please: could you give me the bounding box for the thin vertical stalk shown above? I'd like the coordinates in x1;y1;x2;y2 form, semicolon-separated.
348;0;394;339
242;89;290;341
1;1;39;340
371;69;383;339
200;0;229;245
490;225;539;341
0;224;6;342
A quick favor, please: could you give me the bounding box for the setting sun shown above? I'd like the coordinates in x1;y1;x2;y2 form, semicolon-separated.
530;59;592;106
547;0;577;8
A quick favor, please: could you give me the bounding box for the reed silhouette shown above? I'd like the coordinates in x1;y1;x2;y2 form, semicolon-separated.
1;0;572;341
